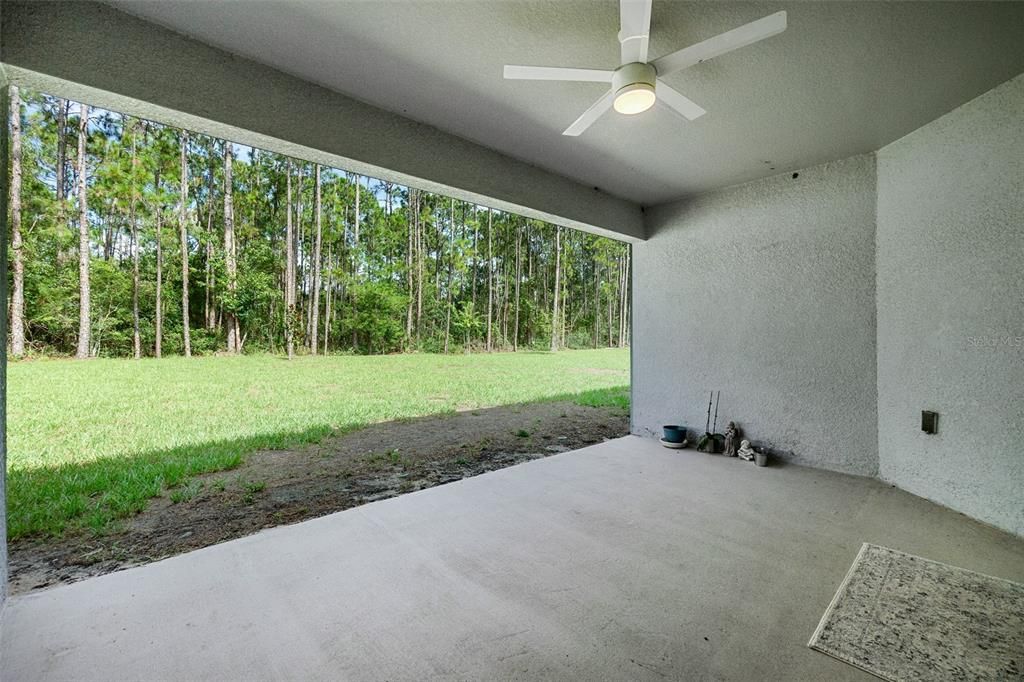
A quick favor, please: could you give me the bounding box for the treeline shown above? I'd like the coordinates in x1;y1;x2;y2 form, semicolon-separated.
6;88;631;358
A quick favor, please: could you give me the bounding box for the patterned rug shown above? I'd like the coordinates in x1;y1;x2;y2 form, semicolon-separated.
808;543;1024;681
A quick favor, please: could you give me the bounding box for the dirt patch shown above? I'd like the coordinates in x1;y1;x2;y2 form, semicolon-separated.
8;400;628;595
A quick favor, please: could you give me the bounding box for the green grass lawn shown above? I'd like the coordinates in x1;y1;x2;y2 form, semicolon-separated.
7;348;630;539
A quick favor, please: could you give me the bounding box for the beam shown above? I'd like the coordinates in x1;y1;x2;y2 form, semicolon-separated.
0;1;644;241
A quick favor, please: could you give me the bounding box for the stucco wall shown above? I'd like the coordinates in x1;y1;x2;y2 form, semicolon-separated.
634;154;879;476
1;62;10;611
876;73;1024;536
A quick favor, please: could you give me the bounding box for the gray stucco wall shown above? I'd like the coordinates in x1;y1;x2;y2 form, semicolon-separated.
634;154;879;476
876;73;1024;537
1;64;10;611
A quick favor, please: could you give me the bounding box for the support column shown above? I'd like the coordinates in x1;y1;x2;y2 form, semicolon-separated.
0;71;11;611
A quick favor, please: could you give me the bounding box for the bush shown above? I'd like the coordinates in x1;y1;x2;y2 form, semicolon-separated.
343;282;408;354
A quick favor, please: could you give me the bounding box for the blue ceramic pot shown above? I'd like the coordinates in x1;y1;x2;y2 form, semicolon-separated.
662;425;687;443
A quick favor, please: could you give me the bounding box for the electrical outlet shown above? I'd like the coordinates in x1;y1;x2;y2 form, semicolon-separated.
921;411;938;435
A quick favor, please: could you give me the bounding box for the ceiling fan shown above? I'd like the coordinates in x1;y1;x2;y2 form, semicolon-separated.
503;0;787;136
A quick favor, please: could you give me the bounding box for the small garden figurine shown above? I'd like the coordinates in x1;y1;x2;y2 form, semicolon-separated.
723;421;740;457
737;439;756;462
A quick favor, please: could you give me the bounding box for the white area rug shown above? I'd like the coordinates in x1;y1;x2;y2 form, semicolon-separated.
809;543;1024;681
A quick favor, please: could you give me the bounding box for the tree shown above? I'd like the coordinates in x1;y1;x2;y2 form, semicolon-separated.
284;160;296;359
513;218;521;352
550;225;561;352
309;164;322;354
415;190;424;341
11;92;630;358
55;99;68;219
9;85;26;357
154;167;164;358
203;142;217;332
486;208;493;352
444;197;455;353
618;247;630;348
178;130;191;357
323;243;333;354
223;140;240;353
129;120;141;359
404;188;415;345
75;102;91;359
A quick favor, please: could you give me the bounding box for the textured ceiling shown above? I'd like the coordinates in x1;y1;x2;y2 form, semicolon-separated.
109;1;1024;206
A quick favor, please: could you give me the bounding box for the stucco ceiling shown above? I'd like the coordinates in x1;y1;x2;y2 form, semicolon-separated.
109;1;1024;206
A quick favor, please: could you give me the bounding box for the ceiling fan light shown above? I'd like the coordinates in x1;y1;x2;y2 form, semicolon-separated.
613;82;656;115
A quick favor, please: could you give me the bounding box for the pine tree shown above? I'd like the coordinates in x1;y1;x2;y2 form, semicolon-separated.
178;130;191;357
9;85;25;357
75;102;91;360
224;140;240;353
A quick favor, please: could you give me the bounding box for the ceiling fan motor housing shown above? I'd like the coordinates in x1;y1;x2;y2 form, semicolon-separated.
613;62;657;95
612;62;657;114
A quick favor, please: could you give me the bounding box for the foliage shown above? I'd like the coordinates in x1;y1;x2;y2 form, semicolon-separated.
342;281;407;354
8;90;632;358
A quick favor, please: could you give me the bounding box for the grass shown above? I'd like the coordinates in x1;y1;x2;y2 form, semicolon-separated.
8;348;629;539
169;480;203;504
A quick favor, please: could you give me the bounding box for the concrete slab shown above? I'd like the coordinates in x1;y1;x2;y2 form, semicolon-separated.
3;436;1023;681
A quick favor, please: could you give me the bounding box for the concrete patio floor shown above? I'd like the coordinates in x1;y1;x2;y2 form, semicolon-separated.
3;435;1023;681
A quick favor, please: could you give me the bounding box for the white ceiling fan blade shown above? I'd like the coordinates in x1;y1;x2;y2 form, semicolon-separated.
563;91;614;136
652;11;787;76
619;0;653;64
504;65;614;83
655;81;706;121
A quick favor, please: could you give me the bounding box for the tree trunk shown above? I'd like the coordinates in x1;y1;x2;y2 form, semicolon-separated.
55;99;67;206
178;131;191;357
323;243;332;355
285;161;296;359
593;258;601;349
224;140;240;353
75;102;91;359
513;219;521;352
204;159;216;332
405;189;415;345
353;174;360;246
561;232;570;348
471;211;478;317
350;175;359;351
103;215;113;261
9;86;25;357
204;239;213;330
501;254;510;344
486;208;493;352
309;164;322;354
295;166;307;346
155;171;163;358
608;268;614;348
444;197;454;354
415;193;423;341
129;120;141;359
550;226;561;352
619;257;625;347
620;247;630;347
